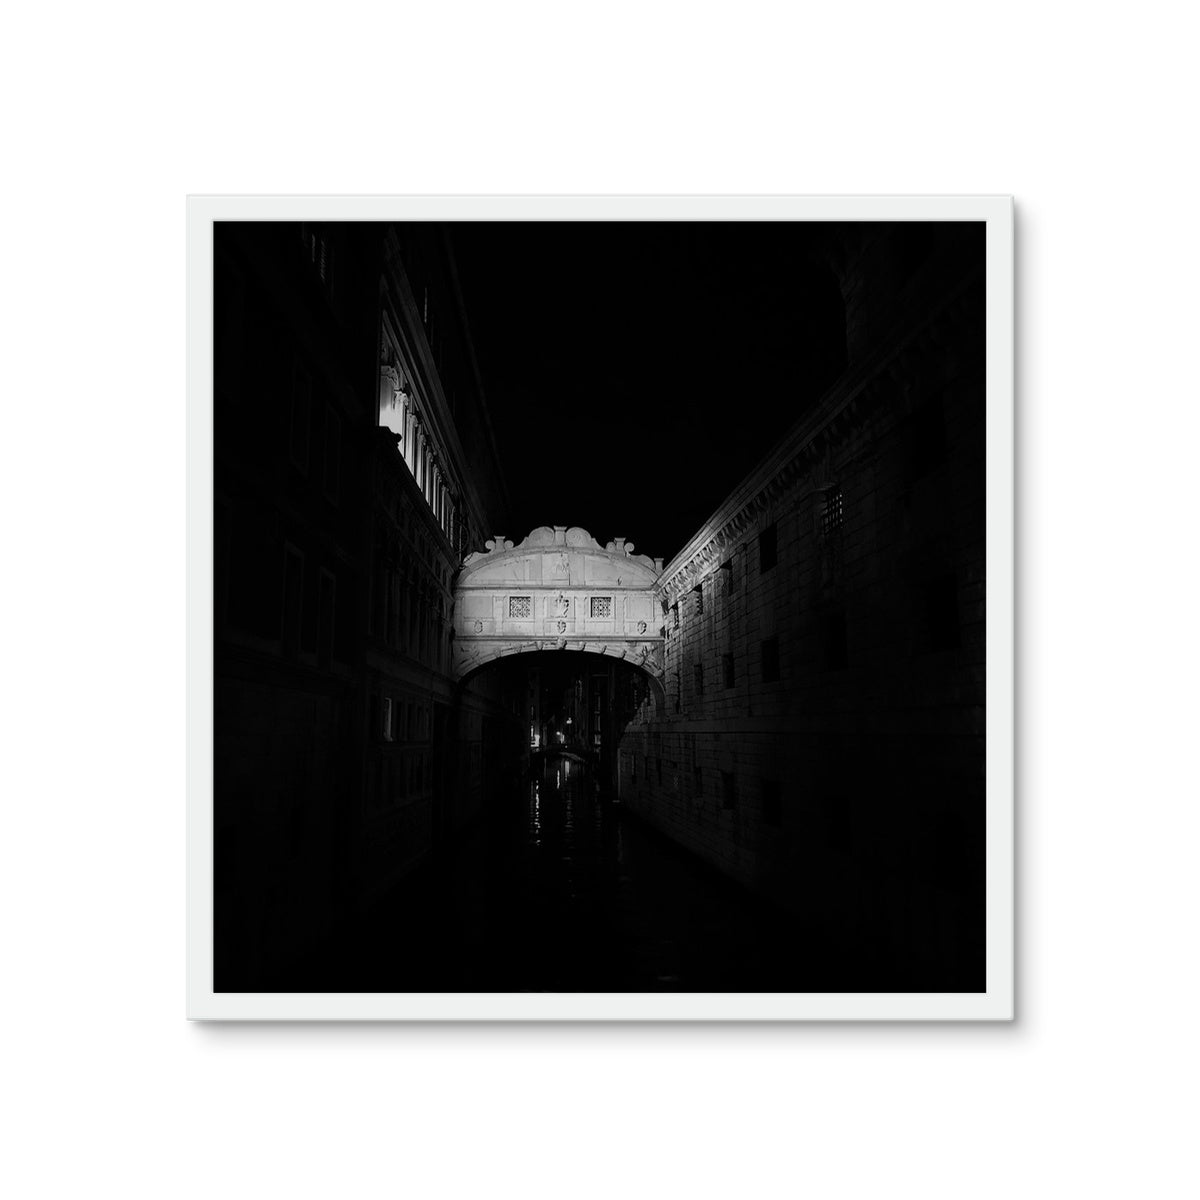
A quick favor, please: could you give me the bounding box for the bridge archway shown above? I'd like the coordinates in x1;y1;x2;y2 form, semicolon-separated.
457;646;667;719
452;526;665;692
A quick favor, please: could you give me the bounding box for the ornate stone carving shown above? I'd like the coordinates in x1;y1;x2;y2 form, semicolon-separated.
454;526;665;682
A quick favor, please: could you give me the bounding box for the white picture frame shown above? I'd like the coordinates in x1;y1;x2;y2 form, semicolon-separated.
187;194;1013;1020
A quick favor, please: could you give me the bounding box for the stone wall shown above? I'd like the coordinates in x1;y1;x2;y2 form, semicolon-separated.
617;226;987;986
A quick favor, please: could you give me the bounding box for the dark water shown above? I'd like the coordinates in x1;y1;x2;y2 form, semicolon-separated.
275;757;843;992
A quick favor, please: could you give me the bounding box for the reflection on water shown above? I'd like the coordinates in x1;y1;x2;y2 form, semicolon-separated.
529;780;541;848
277;753;853;992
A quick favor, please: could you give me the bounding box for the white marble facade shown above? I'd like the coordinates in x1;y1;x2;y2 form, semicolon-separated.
453;526;664;678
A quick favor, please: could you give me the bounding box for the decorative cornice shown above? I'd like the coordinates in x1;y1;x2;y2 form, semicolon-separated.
657;268;982;603
462;525;663;576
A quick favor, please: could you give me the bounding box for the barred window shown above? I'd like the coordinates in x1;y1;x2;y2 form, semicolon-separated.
590;596;612;618
822;487;844;535
508;595;532;619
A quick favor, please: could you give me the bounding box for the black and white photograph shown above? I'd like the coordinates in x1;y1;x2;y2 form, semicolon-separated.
13;2;1200;1195
198;200;1009;1013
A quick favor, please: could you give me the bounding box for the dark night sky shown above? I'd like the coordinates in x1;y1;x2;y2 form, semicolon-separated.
449;223;847;563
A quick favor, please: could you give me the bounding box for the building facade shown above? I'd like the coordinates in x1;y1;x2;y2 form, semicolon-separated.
213;223;520;988
616;224;987;987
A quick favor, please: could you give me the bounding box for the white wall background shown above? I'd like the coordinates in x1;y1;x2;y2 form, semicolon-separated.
2;3;1197;1197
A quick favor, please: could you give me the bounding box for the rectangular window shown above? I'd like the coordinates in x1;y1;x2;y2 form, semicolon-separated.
762;779;782;828
382;696;394;742
761;635;780;683
509;595;532;619
590;596;612;618
693;663;704;696
821;487;844;535
693;764;703;796
721;771;737;810
722;653;735;688
759;523;777;572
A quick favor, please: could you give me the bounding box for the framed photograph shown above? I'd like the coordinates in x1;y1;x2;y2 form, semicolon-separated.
187;195;1013;1019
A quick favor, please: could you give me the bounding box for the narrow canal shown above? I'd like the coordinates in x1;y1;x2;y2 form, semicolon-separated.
276;756;843;992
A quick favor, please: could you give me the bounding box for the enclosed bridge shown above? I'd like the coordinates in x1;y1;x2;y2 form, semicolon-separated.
452;526;665;686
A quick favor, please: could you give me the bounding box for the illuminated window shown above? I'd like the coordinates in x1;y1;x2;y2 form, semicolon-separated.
821;487;844;535
509;596;532;619
590;596;612;618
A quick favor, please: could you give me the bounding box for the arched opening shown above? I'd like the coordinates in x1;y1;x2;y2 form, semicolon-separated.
458;648;665;795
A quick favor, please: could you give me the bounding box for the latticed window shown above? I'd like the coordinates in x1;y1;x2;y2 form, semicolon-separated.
590;596;612;618
822;487;844;536
508;596;532;619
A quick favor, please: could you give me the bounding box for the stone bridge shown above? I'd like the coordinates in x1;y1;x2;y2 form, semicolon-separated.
452;526;665;683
